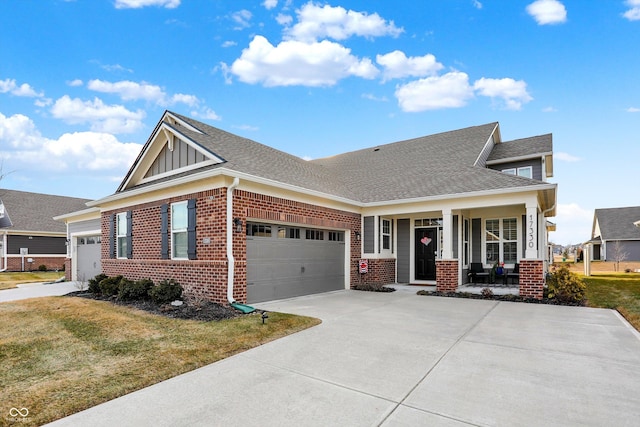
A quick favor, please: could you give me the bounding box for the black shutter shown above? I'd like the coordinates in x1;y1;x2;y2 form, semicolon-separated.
109;214;115;259
187;199;197;260
363;216;374;254
126;210;133;259
161;204;169;259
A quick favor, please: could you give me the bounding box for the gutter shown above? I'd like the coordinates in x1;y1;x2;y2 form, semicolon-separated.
225;177;256;314
226;177;240;304
0;232;6;272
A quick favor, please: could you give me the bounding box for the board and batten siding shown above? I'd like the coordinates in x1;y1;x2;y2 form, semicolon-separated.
396;219;410;283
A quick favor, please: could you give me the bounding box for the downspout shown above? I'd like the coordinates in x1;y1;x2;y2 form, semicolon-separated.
0;232;6;272
226;177;240;304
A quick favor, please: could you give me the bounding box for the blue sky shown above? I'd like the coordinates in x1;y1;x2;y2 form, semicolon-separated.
1;0;639;246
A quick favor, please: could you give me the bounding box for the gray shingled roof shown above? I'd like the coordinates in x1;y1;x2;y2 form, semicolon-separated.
121;112;550;204
487;134;552;162
0;189;90;233
595;207;640;241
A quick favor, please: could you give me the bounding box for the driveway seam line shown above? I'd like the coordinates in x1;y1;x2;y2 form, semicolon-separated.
377;300;501;427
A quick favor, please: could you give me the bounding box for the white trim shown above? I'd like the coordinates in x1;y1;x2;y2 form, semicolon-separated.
170;201;189;260
116;212;127;259
486;151;553;165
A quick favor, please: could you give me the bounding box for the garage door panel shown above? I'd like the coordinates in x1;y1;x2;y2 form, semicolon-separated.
247;226;346;303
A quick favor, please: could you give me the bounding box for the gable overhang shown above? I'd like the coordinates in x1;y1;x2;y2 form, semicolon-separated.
473;122;500;166
117;112;224;193
53;207;100;223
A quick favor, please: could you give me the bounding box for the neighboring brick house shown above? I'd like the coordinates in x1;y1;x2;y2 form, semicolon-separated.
59;111;557;303
0;189;90;272
587;207;640;261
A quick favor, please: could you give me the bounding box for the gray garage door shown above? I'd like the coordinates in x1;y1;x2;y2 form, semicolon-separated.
246;223;345;303
77;235;102;282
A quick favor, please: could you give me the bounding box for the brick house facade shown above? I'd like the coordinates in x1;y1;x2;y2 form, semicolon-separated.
58;111;557;303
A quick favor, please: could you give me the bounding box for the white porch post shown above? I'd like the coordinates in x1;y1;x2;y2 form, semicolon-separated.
525;205;538;259
442;209;453;259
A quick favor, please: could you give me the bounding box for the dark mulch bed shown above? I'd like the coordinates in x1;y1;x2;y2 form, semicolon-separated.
353;284;396;293
66;291;243;321
416;290;585;306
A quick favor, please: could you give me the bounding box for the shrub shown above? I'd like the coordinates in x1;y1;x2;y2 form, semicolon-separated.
99;275;123;296
149;279;183;304
546;264;586;304
38;264;48;271
481;287;494;298
88;273;108;294
118;278;154;301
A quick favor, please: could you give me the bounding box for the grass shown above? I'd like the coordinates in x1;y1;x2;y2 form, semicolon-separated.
0;271;65;291
0;297;320;425
583;273;640;331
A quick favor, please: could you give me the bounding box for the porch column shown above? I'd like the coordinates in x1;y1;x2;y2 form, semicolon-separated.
441;209;453;259
525;205;538;259
521;204;544;300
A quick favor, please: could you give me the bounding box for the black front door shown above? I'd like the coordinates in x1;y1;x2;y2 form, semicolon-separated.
415;228;437;280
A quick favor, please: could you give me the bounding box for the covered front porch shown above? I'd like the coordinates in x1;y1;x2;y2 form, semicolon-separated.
358;188;556;299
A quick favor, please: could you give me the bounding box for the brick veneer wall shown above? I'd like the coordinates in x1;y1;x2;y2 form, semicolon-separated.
4;255;66;272
64;258;72;281
436;260;459;292
102;187;364;304
519;259;544;300
353;258;395;286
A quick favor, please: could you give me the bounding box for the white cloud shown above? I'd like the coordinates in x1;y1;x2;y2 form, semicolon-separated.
263;0;277;10
87;79;200;107
88;79;165;103
395;72;474;112
229;35;378;87
231;10;252;29
526;0;567;25
114;0;180;9
376;50;443;82
626;107;640;112
542;106;558;112
473;1;483;9
0;78;43;97
67;79;83;87
285;2;403;42
233;124;259;131
276;13;293;26
362;93;388;102
191;108;221;121
555;152;581;162
623;0;640;20
222;40;237;48
552;203;593;245
0;112;141;172
50;95;146;134
473;77;533;110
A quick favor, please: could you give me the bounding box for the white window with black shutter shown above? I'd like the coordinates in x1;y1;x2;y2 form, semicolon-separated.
162;199;197;260
115;211;132;259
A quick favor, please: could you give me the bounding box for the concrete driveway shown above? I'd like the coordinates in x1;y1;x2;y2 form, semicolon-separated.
48;289;640;427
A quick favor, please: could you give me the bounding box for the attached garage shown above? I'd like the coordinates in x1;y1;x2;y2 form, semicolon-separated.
76;235;102;282
246;222;346;303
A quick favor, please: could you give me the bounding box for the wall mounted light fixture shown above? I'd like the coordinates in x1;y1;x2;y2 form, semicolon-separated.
354;231;361;241
233;218;242;233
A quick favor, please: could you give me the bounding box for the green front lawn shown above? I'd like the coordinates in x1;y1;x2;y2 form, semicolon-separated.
0;297;320;425
583;273;640;331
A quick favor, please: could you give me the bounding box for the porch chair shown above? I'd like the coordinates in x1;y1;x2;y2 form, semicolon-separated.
506;263;520;285
468;262;489;284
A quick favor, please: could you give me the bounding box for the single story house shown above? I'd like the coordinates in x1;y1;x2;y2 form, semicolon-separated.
0;189;90;272
587;206;640;261
57;111;557;303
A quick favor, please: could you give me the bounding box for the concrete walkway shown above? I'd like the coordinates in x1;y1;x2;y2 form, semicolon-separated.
47;289;640;426
0;280;80;302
